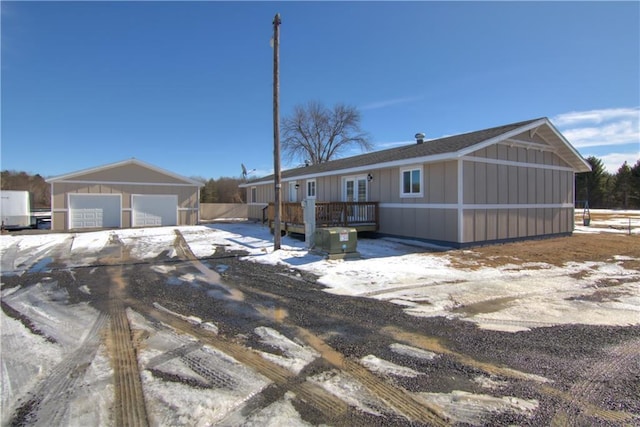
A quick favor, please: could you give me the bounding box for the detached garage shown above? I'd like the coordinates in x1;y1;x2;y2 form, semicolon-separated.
47;158;201;231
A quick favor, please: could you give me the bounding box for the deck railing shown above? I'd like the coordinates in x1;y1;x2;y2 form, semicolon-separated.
264;201;379;231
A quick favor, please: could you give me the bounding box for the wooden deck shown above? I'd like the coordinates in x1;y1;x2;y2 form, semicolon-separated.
263;201;379;234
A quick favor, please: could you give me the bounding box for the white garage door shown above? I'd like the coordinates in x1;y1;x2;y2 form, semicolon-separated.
69;194;121;229
132;195;177;227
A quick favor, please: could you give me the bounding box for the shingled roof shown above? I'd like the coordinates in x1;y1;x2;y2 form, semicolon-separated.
246;117;587;184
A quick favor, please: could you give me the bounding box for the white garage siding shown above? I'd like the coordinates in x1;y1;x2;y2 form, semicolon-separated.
132;194;178;227
68;194;121;229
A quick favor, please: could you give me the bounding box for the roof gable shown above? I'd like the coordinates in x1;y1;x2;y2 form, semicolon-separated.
245;117;590;185
46;158;201;186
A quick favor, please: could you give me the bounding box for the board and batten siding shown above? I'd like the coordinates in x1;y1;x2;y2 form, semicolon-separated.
246;184;272;220
63;163;190;185
52;182;198;231
374;161;459;243
460;142;575;244
243;130;579;247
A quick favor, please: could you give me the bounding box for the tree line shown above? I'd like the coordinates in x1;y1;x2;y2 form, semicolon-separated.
0;170;50;208
575;157;640;209
196;177;246;203
2;156;638;209
0;170;247;206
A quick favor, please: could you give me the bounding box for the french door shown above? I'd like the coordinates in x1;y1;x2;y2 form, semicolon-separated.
344;176;367;220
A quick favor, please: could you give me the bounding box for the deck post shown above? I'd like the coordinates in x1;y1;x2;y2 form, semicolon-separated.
302;198;315;248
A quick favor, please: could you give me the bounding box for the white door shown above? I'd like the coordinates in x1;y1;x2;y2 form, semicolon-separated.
132;195;177;227
69;194;121;229
344;177;367;203
344;177;368;221
288;182;298;202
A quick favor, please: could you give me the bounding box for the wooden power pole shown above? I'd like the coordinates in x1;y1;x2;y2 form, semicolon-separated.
272;13;282;250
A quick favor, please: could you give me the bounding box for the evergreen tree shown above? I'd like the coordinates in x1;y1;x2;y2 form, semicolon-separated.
630;159;640;209
613;162;633;209
575;156;608;208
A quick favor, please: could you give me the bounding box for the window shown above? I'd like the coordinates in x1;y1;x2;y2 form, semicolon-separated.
306;179;316;199
250;187;257;203
400;166;423;197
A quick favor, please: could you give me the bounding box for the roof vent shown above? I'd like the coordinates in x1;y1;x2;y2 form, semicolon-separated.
415;132;426;144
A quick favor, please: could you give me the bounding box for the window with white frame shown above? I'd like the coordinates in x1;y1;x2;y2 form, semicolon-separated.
250;187;257;203
400;166;423;197
306;179;316;199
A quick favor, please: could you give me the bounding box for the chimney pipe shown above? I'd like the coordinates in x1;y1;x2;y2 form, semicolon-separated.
415;132;425;144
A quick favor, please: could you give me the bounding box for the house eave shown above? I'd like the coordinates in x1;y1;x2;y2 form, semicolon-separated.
240;151;458;187
239;117;592;187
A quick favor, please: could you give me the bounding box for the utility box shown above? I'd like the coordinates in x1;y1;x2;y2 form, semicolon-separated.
314;227;359;260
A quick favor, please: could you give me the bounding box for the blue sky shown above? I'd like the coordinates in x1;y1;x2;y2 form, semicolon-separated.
2;1;639;180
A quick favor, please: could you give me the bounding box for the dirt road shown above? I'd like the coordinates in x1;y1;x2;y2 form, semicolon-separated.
1;230;639;426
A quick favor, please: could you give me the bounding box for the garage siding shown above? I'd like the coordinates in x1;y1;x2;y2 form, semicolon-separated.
52;182;198;231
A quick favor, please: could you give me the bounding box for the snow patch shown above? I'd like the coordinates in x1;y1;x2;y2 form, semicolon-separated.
360;354;424;378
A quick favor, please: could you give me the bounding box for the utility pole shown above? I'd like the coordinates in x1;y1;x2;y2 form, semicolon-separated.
272;13;282;250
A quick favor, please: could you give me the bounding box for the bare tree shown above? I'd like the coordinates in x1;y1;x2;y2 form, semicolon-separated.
281;101;372;165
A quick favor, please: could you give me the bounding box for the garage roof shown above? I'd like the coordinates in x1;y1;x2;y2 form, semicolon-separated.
46;158;202;186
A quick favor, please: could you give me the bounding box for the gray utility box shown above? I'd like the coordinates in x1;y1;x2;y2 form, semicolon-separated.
314;227;359;259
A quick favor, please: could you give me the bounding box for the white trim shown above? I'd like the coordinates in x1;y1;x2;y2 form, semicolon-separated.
122;208;133;212
399;164;424;198
380;203;458;209
306;179;317;199
178;207;199;211
461;156;574;172
52;208;68;213
457;118;548;157
463;203;574;209
240;152;456;188
288;182;298;202
342;175;369;202
131;194;178;227
68;193;122;229
502;138;555;152
248;202;269;207
53;179;199;187
240;118;592;188
379;203;573;210
543;120;592;171
46;158;202;186
457;158;464;243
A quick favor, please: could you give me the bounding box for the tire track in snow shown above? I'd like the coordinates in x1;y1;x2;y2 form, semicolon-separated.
7;312;108;427
107;265;150;427
172;230;449;425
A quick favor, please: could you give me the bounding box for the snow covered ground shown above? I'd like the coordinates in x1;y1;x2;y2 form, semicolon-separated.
2;210;639;333
1;209;638;425
187;211;640;333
